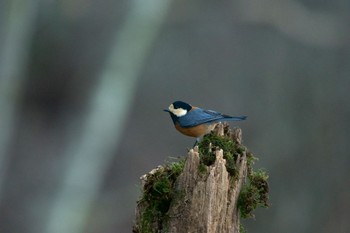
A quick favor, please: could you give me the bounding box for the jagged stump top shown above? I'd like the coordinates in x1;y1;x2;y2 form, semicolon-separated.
133;123;269;233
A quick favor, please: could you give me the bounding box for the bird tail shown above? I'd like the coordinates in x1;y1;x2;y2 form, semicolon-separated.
224;115;247;121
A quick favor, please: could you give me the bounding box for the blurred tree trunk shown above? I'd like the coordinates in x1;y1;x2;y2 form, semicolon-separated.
45;1;172;233
0;0;38;201
134;126;248;233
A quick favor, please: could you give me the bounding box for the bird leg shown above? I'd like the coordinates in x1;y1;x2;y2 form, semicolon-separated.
193;137;200;147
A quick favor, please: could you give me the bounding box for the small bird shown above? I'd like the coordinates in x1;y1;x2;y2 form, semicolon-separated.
164;101;247;141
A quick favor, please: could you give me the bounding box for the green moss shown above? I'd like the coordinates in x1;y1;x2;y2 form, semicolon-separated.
169;159;185;178
238;169;269;219
240;223;247;233
197;132;244;177
198;163;208;175
136;159;185;233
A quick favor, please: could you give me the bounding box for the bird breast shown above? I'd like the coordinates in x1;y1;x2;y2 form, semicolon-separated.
175;122;217;137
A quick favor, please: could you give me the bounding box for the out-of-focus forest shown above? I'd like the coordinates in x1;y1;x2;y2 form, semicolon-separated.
1;0;349;233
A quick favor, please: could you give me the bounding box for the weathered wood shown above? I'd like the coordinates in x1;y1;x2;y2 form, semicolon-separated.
134;124;248;233
168;147;247;233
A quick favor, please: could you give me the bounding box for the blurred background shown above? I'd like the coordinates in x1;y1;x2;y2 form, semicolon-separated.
1;0;350;232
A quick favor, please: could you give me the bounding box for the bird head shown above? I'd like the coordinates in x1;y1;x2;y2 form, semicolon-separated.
164;101;192;123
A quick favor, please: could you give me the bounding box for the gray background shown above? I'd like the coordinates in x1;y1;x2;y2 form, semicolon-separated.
1;0;349;232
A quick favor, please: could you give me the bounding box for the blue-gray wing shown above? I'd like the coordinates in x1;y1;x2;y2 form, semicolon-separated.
178;108;247;128
177;108;226;127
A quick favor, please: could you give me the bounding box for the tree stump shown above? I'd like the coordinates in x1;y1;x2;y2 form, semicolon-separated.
133;123;268;233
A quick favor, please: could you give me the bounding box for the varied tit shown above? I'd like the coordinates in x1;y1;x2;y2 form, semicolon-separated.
164;101;247;141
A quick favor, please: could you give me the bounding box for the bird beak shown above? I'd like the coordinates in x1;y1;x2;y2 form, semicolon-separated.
163;109;170;112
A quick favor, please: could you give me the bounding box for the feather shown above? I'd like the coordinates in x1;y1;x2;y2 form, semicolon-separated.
178;108;246;128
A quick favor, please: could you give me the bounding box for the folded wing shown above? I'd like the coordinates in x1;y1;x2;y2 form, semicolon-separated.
178;108;246;128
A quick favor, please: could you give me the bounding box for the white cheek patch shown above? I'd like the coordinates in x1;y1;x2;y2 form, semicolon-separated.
169;104;187;117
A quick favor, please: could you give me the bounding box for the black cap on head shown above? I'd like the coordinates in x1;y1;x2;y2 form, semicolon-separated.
172;101;192;111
